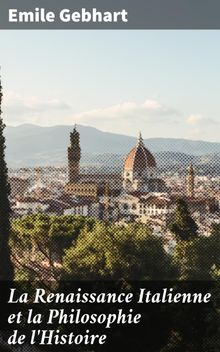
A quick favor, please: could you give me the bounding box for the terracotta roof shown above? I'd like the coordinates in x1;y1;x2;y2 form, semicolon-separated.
124;138;156;171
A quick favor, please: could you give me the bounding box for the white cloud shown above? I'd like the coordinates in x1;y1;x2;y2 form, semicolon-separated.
7;93;213;141
73;99;179;124
3;91;71;117
186;113;219;126
186;114;203;125
3;93;181;128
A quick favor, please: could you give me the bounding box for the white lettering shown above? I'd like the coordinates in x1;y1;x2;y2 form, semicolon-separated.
9;9;18;22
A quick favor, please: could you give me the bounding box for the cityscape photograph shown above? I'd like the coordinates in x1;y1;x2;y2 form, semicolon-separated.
0;30;220;351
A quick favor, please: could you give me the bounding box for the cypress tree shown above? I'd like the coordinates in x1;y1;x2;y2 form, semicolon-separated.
0;75;14;280
169;198;198;241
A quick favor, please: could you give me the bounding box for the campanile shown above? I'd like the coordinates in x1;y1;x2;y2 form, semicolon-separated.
68;126;81;183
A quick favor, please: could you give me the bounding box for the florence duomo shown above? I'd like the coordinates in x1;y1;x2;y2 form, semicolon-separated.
122;132;167;193
62;125;219;232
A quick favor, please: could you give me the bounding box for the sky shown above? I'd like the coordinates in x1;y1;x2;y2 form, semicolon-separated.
1;30;220;142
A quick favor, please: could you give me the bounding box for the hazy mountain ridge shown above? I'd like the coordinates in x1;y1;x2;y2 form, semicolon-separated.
4;124;220;168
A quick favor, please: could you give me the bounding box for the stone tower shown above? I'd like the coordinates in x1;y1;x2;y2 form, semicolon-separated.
187;162;195;198
68;126;81;183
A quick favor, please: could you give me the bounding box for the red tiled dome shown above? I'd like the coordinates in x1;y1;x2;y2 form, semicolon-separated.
124;134;156;172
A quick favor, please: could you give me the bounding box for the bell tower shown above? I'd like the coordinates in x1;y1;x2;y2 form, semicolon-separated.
187;162;195;198
68;125;81;183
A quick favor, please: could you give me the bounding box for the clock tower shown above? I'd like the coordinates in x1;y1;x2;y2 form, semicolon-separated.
68;126;81;183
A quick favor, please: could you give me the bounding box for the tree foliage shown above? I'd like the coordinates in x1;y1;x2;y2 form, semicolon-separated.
174;224;220;280
62;222;177;280
169;198;198;241
10;214;95;280
0;76;14;280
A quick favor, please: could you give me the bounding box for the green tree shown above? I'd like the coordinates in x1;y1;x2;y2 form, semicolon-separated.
0;76;14;280
62;222;177;280
10;214;95;280
169;198;198;241
174;224;220;280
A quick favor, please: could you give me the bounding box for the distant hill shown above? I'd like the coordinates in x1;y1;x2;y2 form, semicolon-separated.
4;124;220;168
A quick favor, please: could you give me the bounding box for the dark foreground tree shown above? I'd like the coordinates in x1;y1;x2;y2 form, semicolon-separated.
169;198;198;241
174;224;220;280
62;222;177;280
0;76;14;280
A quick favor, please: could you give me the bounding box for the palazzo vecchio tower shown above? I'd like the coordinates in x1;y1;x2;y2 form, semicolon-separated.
67;126;81;183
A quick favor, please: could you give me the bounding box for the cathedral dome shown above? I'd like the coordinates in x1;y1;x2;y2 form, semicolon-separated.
124;133;156;173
